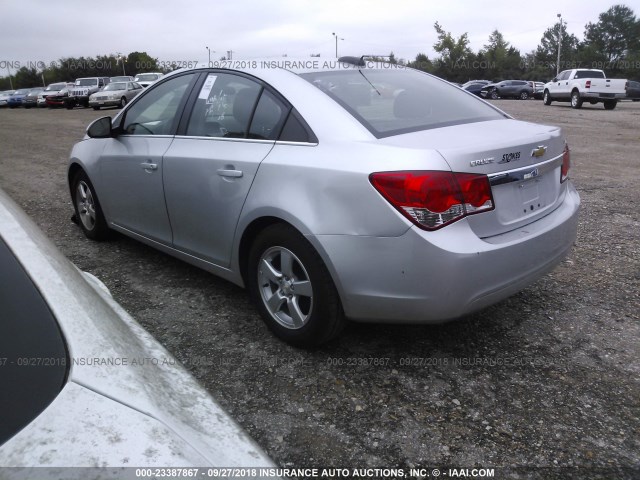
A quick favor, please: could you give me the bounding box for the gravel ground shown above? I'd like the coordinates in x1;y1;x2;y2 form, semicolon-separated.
0;99;638;480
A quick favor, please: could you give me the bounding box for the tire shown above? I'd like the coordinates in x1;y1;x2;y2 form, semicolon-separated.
571;90;583;109
119;97;127;108
543;90;552;105
248;224;345;347
603;100;617;110
490;89;499;100
72;170;109;241
93;106;100;110
519;91;529;100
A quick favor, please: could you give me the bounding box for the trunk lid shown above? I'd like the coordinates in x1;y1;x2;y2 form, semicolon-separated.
379;118;567;237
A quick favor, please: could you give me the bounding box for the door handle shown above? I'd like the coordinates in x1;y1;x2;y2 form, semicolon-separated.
141;162;158;171
217;168;243;178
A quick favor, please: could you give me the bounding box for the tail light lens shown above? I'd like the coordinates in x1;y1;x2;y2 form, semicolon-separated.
585;80;591;89
369;171;494;230
561;143;571;183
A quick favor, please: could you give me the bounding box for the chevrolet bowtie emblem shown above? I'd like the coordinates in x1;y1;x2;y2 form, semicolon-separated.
531;146;547;158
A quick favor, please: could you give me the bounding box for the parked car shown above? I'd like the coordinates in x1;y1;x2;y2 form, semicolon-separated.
532;82;546;100
22;87;45;108
624;80;640;101
134;72;163;87
110;75;134;83
463;81;490;97
89;81;144;109
543;68;627;110
7;88;34;108
0;187;277;469
65;77;110;109
0;90;16;107
461;80;490;88
68;61;580;347
482;80;534;100
41;82;74;108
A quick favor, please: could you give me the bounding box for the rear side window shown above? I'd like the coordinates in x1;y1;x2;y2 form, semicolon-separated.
249;90;287;140
301;68;504;138
186;73;262;138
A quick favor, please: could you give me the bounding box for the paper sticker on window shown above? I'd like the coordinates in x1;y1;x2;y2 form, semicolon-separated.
198;74;218;100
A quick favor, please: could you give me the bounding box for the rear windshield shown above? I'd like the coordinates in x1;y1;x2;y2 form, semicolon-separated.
300;68;504;138
573;70;605;79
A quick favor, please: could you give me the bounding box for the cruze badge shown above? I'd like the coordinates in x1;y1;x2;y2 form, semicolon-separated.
523;168;539;180
470;157;494;167
531;145;547;158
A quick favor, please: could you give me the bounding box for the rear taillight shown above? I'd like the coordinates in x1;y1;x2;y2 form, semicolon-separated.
369;171;494;230
585;80;591;89
561;143;570;183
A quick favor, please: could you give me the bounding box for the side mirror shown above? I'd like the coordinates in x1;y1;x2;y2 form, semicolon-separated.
551;77;557;82
87;116;113;138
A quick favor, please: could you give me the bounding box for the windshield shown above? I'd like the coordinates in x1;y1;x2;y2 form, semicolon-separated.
76;78;98;86
135;74;159;81
46;84;65;91
15;89;31;95
301;68;505;138
104;82;127;91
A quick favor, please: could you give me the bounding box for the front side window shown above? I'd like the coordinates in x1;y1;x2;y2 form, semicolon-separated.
122;73;195;135
301;67;505;138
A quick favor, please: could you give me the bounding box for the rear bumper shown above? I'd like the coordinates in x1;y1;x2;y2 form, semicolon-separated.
311;183;580;323
582;92;626;100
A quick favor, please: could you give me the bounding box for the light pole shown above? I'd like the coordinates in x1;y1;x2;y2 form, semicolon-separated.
6;65;13;90
206;46;215;66
332;32;343;58
556;13;562;75
117;55;126;75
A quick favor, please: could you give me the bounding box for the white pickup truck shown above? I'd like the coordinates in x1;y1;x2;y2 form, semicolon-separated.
543;68;627;110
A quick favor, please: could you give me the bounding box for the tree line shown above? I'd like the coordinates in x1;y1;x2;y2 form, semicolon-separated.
1;4;638;90
406;4;639;82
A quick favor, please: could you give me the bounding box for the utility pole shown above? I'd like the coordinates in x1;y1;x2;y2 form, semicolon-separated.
556;13;562;76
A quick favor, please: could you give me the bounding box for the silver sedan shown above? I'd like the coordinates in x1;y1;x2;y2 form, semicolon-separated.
88;81;144;109
68;60;580;347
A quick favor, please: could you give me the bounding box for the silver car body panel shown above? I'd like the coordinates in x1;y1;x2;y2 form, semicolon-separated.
0;188;276;468
69;64;580;324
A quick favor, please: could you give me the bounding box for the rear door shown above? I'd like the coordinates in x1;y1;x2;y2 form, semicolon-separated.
162;72;287;267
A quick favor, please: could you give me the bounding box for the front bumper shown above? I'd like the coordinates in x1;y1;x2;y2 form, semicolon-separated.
46;96;67;106
311;183;580;323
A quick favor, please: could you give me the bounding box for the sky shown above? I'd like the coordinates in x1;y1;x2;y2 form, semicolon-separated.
0;0;636;74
